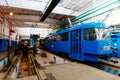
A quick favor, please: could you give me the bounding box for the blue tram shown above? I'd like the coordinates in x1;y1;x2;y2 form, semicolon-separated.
44;21;113;62
111;30;120;58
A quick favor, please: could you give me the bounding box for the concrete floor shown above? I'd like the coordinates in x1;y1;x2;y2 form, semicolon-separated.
35;49;120;80
44;62;120;80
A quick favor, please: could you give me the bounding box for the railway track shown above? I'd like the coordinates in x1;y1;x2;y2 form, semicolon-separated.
29;53;52;80
100;59;120;76
85;59;120;76
15;52;50;80
1;54;22;80
1;51;51;80
29;54;42;80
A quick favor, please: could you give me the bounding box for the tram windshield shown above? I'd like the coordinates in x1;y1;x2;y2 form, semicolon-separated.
84;28;110;40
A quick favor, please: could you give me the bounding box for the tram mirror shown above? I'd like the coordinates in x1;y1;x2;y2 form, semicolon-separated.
109;25;116;32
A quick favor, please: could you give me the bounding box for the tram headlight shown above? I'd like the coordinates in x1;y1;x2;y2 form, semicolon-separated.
114;43;117;46
100;46;111;51
108;42;111;45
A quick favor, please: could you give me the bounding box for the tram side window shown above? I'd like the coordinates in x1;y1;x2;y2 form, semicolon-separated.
50;36;56;42
51;36;54;42
62;32;68;41
56;35;61;41
47;37;51;42
84;30;89;40
41;40;44;44
45;38;48;42
49;37;52;42
53;36;56;41
84;28;96;40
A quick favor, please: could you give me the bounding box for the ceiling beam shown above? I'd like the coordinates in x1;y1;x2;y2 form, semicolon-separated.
40;0;61;22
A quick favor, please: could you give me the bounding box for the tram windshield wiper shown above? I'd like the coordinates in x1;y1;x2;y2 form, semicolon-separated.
95;28;110;40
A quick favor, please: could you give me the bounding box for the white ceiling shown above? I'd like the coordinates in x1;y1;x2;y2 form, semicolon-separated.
0;0;110;16
0;0;77;16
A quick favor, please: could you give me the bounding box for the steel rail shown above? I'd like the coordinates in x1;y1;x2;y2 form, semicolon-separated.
2;54;21;80
29;54;42;80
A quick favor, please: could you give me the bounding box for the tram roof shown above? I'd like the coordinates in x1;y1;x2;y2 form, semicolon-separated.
49;21;108;36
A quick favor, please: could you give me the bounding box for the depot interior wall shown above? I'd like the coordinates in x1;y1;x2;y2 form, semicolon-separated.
21;35;30;40
0;19;2;39
15;27;53;38
0;23;17;71
0;20;9;39
4;21;9;39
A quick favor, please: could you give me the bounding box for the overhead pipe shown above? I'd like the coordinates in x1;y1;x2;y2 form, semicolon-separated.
72;0;118;21
59;0;113;27
75;5;120;24
60;0;119;27
72;2;118;23
72;0;119;22
62;5;120;27
40;0;61;22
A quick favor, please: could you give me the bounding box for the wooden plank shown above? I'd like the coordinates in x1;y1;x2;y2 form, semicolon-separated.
0;72;4;80
39;70;47;80
15;75;38;80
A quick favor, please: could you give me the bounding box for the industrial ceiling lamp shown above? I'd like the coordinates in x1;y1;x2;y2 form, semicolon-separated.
9;12;14;16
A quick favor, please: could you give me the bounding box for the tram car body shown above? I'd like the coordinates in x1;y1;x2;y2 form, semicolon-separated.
35;39;44;49
111;31;120;58
39;39;44;49
44;22;112;62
